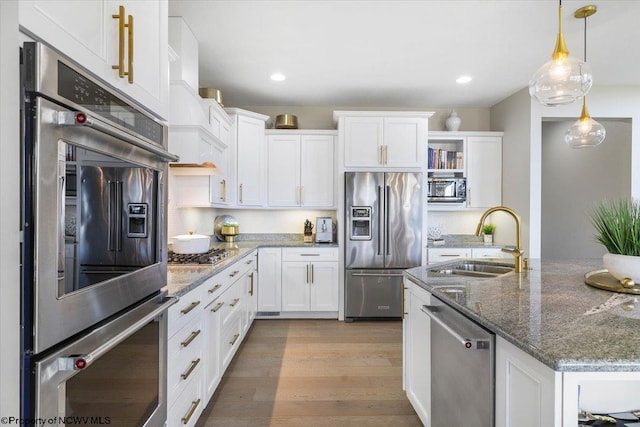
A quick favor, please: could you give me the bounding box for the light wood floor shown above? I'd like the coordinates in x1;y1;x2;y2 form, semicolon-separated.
195;319;422;427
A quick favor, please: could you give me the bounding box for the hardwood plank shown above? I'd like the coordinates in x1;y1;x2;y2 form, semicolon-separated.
195;319;421;426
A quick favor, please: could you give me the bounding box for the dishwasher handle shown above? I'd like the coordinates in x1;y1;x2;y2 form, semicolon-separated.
421;305;490;350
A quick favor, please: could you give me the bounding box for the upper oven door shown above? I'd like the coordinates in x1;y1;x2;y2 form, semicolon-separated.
28;97;170;353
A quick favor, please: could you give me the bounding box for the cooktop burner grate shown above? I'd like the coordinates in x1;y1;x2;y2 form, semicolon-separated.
168;248;230;265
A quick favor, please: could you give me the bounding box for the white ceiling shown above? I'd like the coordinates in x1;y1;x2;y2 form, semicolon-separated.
168;0;640;109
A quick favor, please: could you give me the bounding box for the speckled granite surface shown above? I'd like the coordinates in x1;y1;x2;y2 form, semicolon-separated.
165;240;338;297
405;258;640;372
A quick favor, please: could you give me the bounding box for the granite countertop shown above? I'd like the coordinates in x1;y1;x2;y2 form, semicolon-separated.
405;258;640;372
165;239;338;297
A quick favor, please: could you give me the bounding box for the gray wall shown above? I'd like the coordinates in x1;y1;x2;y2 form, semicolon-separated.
237;105;491;131
541;120;632;260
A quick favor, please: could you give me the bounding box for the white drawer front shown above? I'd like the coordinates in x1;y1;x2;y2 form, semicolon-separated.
168;287;205;339
282;247;338;262
168;370;204;427
168;318;204;405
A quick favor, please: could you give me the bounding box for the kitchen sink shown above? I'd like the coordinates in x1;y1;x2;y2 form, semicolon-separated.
428;260;514;278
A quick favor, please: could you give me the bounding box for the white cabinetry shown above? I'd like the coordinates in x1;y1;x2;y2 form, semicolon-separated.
19;0;169;119
427;132;503;210
257;248;282;312
467;136;502;208
427;247;471;264
167;250;258;426
281;248;339;312
403;279;432;426
471;247;512;259
495;336;559;427
266;131;336;208
335;111;432;168
226;109;269;207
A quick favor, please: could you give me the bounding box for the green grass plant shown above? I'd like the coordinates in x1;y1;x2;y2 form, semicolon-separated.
482;224;495;235
589;199;640;256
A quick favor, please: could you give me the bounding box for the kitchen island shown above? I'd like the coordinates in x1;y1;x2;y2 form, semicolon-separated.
403;258;640;427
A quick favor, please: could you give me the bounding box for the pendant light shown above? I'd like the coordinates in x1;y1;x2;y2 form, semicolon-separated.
564;5;606;148
529;0;593;106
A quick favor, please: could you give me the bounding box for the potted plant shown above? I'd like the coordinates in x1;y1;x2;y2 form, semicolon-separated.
303;219;314;243
482;223;495;244
590;199;640;282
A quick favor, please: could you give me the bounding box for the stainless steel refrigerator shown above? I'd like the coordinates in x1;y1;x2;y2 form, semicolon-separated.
345;172;422;320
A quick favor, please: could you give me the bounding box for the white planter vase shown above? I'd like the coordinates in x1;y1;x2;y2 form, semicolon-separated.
483;234;493;244
603;253;640;282
445;111;461;131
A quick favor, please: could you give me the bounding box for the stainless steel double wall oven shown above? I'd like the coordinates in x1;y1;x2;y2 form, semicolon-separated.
21;42;178;426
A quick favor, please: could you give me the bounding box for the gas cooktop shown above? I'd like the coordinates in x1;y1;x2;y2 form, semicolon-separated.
168;248;230;265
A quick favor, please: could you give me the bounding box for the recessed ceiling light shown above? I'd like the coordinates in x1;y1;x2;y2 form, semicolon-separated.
270;73;286;82
456;75;472;84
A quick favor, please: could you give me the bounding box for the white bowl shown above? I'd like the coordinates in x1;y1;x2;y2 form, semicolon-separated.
603;253;640;283
171;234;210;254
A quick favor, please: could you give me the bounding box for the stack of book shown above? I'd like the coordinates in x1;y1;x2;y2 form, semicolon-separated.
428;147;463;170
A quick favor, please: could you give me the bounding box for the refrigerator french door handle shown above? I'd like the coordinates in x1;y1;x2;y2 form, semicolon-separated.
116;181;123;251
107;180;115;251
377;185;383;255
57;160;66;281
385;185;390;256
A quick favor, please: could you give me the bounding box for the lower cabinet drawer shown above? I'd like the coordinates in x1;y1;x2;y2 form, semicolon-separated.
168;371;204;427
168;318;204;406
220;314;242;370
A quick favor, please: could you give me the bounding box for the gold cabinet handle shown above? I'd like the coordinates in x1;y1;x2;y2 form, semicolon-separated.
181;398;201;425
378;146;383;164
300;186;304;205
211;301;224;312
467;188;471;206
180;300;200;315
385;145;389;164
402;286;408;319
208;284;222;294
221;179;226;201
181;329;201;347
180;358;201;380
246;259;253;265
306;264;309;284
239;183;243;203
229;333;240;346
311;264;314;283
249;272;254;296
111;5;125;78
229;270;240;278
126;13;133;83
229;298;240;307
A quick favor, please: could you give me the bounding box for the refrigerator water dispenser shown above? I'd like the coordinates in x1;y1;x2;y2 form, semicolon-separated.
350;207;372;240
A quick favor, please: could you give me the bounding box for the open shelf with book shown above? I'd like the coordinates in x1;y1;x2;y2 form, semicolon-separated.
427;136;464;175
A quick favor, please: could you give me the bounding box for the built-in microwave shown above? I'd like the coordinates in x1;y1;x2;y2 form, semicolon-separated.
427;177;467;203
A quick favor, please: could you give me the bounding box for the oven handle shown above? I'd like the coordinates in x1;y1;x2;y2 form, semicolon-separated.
57;161;66;281
69;297;177;371
60;112;178;162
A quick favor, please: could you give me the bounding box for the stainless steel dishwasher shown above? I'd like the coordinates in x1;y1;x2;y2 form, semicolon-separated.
421;295;495;427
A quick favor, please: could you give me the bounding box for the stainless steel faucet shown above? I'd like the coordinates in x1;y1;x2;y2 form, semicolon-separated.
475;206;526;273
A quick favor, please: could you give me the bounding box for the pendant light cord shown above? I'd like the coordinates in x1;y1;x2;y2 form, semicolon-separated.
583;15;587;62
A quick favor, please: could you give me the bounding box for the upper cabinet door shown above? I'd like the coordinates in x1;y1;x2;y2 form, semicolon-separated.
236;115;266;206
19;1;169;120
300;135;335;207
267;134;301;207
384;117;426;168
343;117;384;167
466;136;502;208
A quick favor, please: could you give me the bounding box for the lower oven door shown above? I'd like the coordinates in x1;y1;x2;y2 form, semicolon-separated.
35;294;176;427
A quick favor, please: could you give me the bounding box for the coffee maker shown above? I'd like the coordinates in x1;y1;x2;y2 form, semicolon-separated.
315;217;333;243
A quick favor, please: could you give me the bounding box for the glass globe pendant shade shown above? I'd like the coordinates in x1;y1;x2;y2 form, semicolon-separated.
529;1;593;106
564;99;606;148
529;55;592;106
